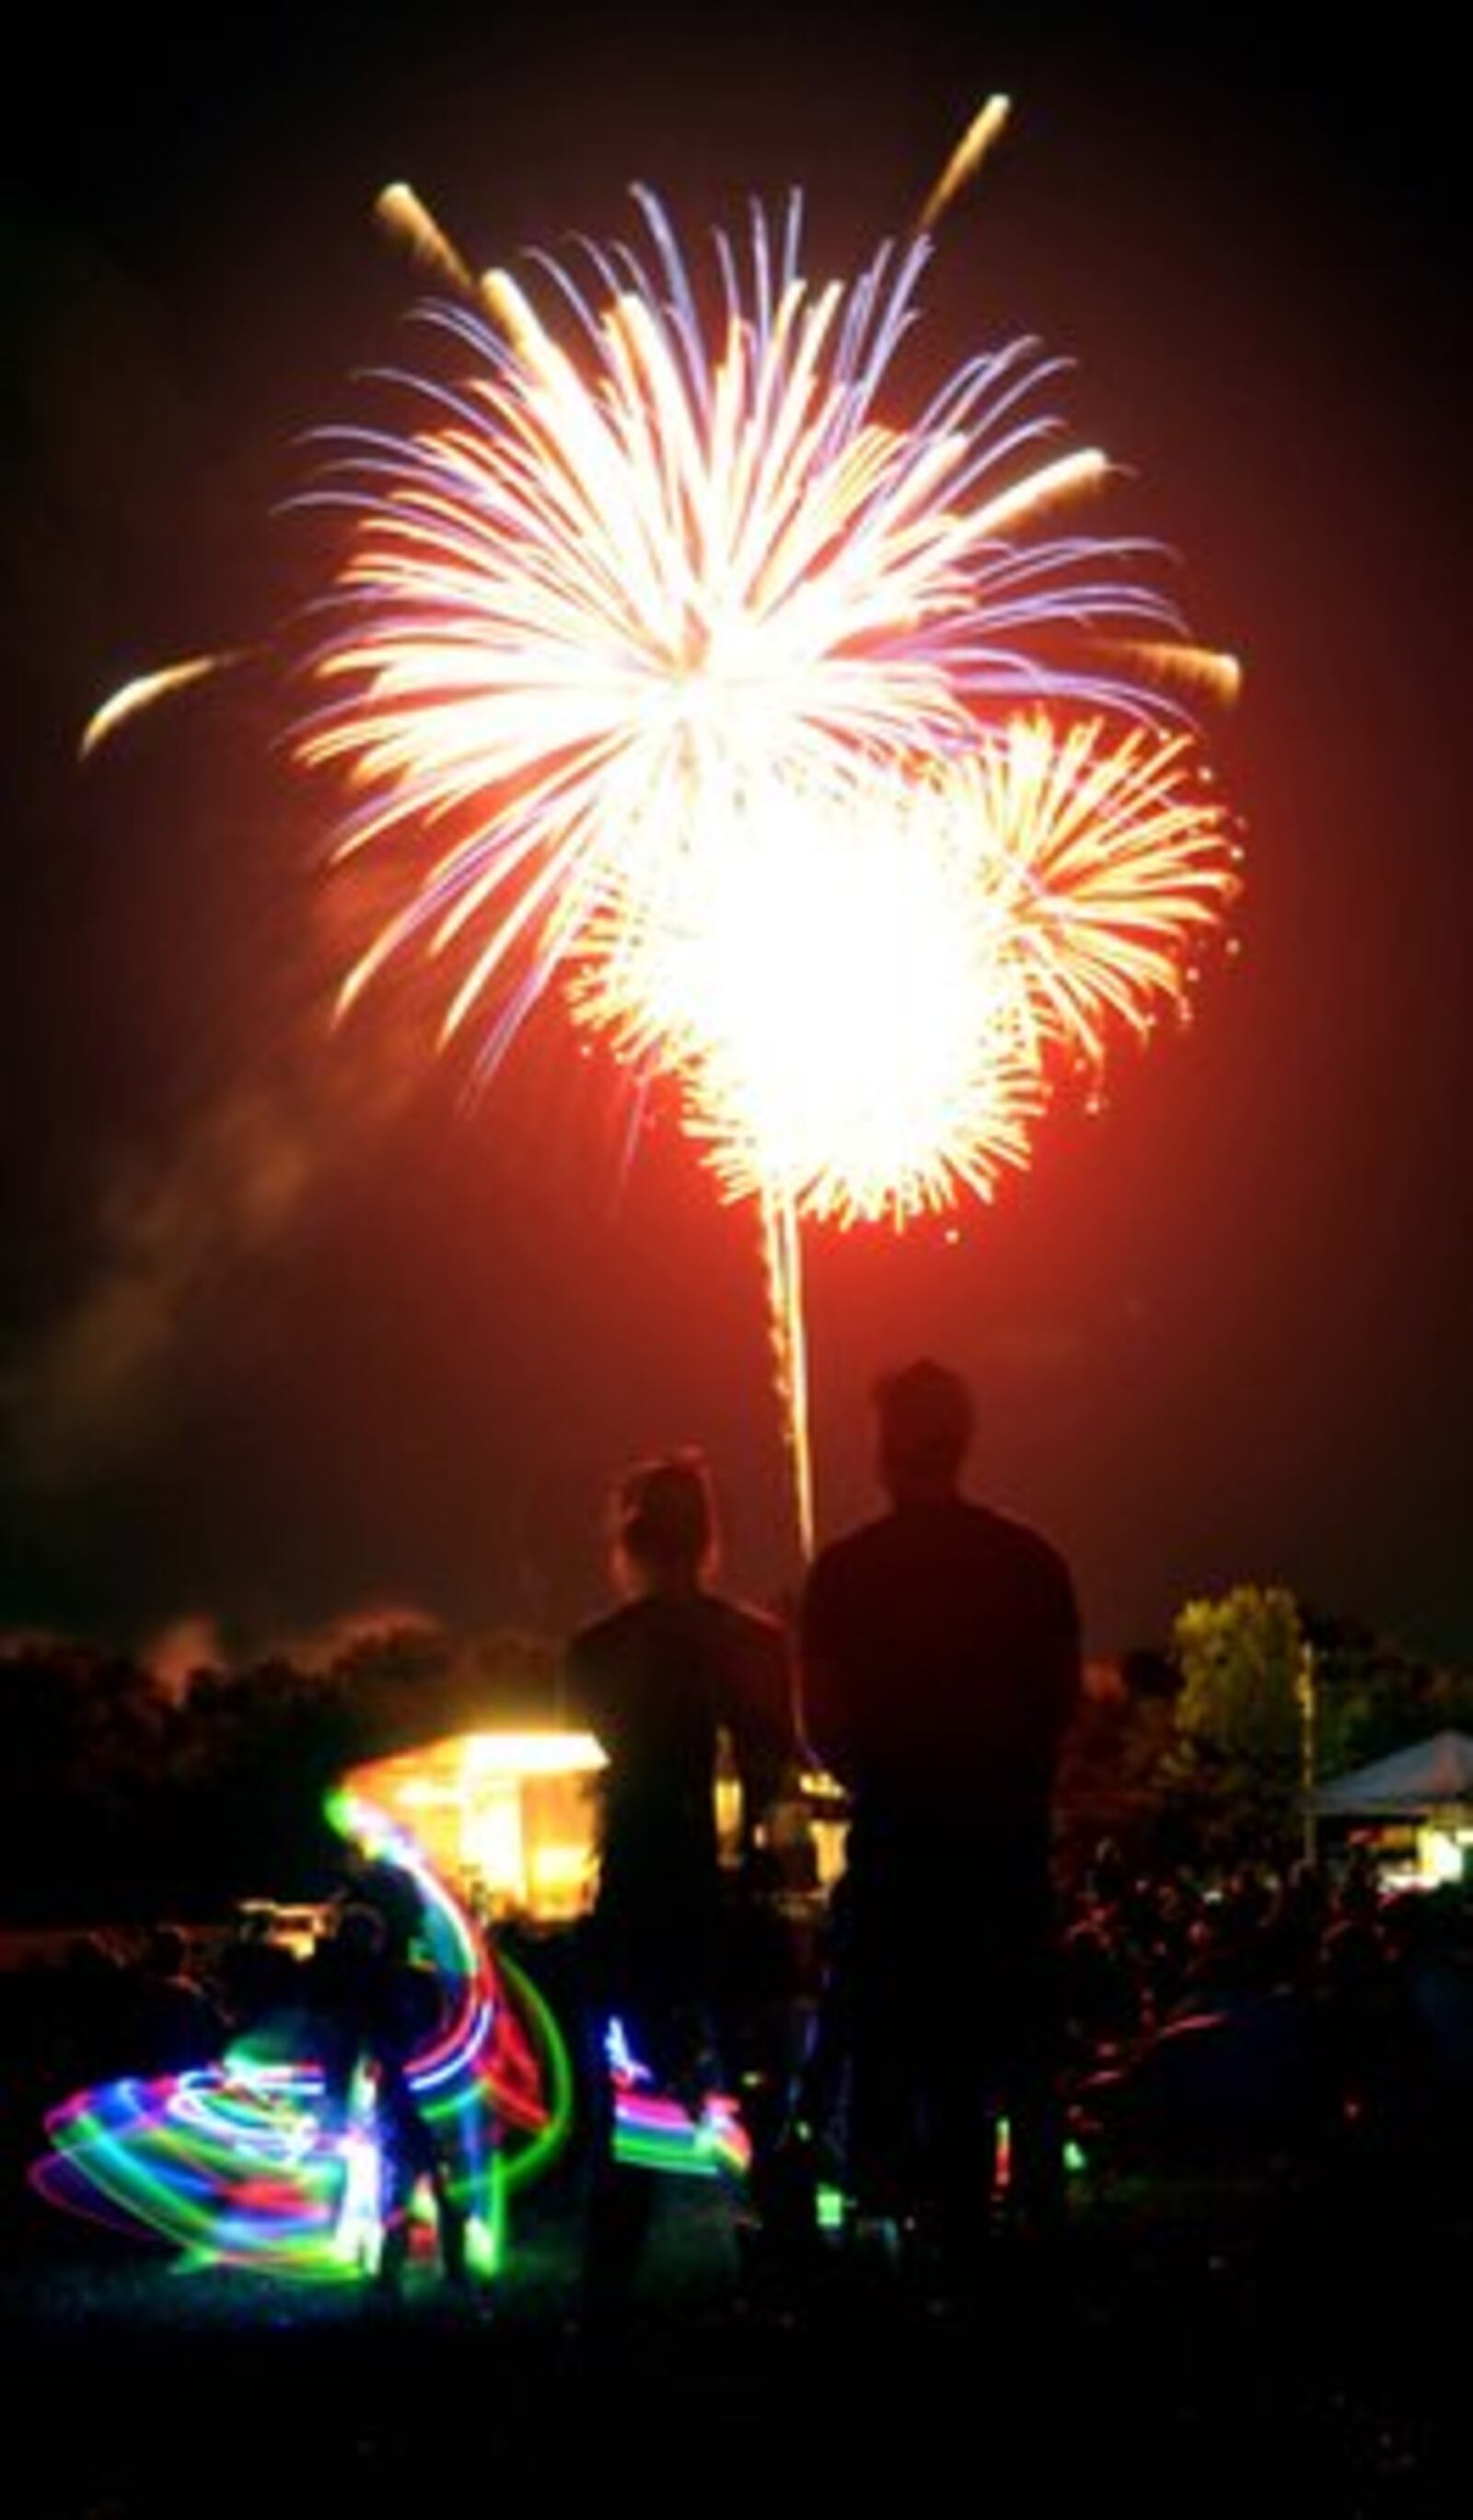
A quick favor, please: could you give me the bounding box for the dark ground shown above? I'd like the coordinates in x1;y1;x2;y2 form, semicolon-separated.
3;2144;1464;2517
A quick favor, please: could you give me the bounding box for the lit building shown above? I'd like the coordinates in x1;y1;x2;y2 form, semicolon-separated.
344;1731;609;1924
343;1728;842;1921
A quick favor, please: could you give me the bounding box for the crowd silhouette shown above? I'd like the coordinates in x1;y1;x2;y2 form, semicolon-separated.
5;1360;1473;2340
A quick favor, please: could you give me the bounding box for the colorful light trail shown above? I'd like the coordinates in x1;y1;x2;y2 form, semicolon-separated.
31;1791;572;2283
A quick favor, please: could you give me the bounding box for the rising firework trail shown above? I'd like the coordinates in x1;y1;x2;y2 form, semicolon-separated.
89;102;1242;1553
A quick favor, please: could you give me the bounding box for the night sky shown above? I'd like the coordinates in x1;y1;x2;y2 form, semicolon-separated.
4;6;1468;1669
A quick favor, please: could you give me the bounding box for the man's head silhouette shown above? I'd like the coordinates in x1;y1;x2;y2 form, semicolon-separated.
874;1358;974;1501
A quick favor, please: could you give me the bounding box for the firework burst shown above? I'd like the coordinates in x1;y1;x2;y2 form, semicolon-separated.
87;109;1241;1551
296;182;1229;1064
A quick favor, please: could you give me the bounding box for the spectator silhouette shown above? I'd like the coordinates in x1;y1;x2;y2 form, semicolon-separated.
131;1925;225;2075
799;1358;1081;2295
565;1450;795;2334
310;1902;466;2299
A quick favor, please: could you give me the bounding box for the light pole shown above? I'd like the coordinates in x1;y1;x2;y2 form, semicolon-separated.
1296;1639;1318;1867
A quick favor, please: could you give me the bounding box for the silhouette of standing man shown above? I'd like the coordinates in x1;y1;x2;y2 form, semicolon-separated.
799;1359;1080;2286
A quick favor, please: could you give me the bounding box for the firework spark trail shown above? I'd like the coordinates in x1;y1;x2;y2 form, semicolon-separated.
566;722;1235;1546
296;191;1215;1055
80;654;241;757
83;110;1241;1553
912;94;1015;233
284;157;1238;1545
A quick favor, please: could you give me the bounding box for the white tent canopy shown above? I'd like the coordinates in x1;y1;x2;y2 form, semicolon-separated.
1313;1730;1473;1817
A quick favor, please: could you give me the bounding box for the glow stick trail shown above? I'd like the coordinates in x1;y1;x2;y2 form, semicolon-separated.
605;2013;752;2179
31;1792;572;2282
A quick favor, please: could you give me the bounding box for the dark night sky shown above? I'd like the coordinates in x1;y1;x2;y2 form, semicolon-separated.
3;6;1468;1667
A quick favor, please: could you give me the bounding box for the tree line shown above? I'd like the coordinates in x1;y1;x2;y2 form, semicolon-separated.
0;1624;560;1921
4;1590;1471;1921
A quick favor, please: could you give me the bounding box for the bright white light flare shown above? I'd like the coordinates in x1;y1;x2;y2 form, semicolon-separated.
571;719;1235;1227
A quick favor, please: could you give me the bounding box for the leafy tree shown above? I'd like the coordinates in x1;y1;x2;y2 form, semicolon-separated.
1424;1665;1473;1735
1300;1609;1445;1771
1169;1585;1316;1854
0;1641;183;1919
324;1622;563;1757
1056;1657;1185;1864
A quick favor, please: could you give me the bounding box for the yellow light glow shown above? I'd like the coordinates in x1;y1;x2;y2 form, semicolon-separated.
526;1844;596;1920
346;1730;609;1923
574;719;1234;1226
463;1786;524;1891
1419;1827;1466;1885
459;1731;608;1777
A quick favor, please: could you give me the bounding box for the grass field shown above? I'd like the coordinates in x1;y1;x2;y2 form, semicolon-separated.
3;2144;1462;2517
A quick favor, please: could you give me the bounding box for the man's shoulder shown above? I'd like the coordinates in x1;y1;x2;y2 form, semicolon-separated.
806;1511;893;1579
964;1498;1075;1584
810;1497;1071;1574
804;1499;1077;1645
